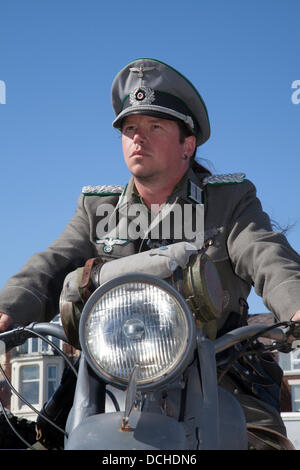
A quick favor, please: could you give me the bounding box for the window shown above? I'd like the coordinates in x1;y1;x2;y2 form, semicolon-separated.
47;365;59;399
16;316;63;355
16;336;62;355
11;355;64;418
290;384;300;412
278;350;300;372
20;364;40;406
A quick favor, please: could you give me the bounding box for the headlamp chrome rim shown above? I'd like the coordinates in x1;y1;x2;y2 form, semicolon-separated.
79;273;196;391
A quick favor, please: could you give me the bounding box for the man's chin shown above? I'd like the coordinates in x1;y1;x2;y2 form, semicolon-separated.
131;169;157;182
128;163;154;178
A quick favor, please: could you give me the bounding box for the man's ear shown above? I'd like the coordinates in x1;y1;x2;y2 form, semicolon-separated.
184;135;196;157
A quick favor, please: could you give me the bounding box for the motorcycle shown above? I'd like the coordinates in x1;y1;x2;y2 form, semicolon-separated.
0;243;299;451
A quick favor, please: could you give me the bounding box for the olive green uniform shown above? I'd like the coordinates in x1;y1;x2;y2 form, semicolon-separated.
1;166;299;446
0;167;299;330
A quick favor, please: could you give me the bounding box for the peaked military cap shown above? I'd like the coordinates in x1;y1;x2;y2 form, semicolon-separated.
111;58;210;146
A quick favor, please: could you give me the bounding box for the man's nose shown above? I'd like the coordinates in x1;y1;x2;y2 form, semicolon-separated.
132;128;147;144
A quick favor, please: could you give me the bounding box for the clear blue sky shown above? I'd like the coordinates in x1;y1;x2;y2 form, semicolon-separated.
0;0;299;315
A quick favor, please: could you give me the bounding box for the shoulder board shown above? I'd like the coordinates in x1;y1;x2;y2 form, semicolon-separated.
202;172;246;186
82;185;124;195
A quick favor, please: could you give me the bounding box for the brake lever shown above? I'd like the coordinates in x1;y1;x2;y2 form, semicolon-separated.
276;321;300;353
0;325;33;352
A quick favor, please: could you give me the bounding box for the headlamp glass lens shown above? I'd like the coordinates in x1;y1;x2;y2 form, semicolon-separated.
84;282;189;385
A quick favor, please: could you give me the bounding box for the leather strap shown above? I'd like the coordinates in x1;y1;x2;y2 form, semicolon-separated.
79;257;103;302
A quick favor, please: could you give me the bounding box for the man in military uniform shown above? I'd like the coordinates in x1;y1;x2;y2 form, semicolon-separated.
0;58;300;448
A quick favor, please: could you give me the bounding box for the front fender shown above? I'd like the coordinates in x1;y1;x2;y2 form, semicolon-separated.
65;411;187;450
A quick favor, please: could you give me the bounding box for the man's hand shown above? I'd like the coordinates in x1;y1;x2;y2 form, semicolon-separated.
285;311;300;344
291;311;300;322
0;313;14;332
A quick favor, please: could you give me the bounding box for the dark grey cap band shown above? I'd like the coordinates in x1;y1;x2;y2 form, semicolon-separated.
113;88;200;138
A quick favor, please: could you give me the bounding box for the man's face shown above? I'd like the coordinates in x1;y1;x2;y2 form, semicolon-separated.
121;114;195;184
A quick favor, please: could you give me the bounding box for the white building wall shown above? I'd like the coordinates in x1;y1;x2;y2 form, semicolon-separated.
281;413;300;450
10;354;64;421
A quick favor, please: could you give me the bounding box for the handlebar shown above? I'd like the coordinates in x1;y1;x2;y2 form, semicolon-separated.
28;322;69;342
1;320;300;356
214;324;287;354
0;322;76;378
214;321;300;354
0;322;69;353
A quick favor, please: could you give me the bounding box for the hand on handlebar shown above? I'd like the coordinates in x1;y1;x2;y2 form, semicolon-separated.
282;310;300;349
292;310;300;322
0;313;14;332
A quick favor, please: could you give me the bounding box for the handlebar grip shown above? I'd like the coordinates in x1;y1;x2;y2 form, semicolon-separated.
0;322;69;354
0;326;33;352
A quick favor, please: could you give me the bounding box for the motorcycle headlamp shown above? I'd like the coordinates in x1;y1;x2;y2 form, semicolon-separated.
79;273;196;390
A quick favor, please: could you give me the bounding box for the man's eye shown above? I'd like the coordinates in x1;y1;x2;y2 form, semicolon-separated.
123;126;135;133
